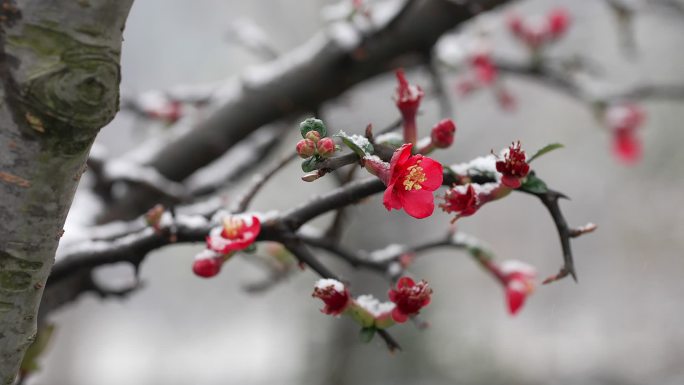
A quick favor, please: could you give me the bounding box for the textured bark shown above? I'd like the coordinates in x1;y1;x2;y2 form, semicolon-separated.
0;0;133;381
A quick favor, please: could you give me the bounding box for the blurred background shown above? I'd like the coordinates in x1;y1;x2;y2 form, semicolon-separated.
33;0;684;384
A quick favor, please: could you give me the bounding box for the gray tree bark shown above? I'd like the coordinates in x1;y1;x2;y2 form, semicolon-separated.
0;0;133;381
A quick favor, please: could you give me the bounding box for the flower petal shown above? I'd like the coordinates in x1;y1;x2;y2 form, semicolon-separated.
383;183;402;211
506;285;527;315
389;144;413;183
399;189;435;219
417;157;443;191
391;307;409;323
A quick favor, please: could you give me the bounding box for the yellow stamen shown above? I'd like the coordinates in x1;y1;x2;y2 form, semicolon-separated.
403;163;427;191
222;217;244;239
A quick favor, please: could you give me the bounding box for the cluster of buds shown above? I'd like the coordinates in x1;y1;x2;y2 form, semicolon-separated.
495;141;530;188
192;214;261;278
312;277;432;330
604;103;646;164
507;8;571;52
363;143;443;219
296;118;337;159
394;68;424;144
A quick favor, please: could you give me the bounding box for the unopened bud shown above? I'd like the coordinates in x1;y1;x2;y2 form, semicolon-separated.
299;117;327;138
430;119;456;148
317;137;336;158
305;130;321;143
296;139;316;158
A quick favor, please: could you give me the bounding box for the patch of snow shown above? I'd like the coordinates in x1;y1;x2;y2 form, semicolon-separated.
315;278;345;293
355;294;395;317
328;21;362;51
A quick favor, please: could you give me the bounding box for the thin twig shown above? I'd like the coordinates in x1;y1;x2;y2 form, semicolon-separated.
232;152;298;213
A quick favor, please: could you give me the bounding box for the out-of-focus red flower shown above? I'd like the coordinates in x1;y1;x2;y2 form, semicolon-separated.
496;88;517;111
192;250;225;278
440;184;480;221
613;128;642;164
394;68;424;144
548;8;570;39
495;141;530;189
430;119;456;149
383;144;443;219
206;215;261;254
313;279;351;316
471;52;497;85
605;103;646;164
388;277;433;323
499;261;536;315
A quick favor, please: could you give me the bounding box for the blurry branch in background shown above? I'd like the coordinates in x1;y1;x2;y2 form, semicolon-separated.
494;57;684;106
227;18;280;60
95;0;515;222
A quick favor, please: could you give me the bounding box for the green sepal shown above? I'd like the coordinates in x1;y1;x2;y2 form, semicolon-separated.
521;173;548;194
299;118;327;138
359;327;377;343
334;131;374;158
301;156;321;172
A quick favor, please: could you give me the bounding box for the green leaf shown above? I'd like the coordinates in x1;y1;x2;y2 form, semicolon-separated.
521;174;549;194
301;156;320;172
299;118;327;138
359;327;377;343
527;143;564;163
334;131;374;158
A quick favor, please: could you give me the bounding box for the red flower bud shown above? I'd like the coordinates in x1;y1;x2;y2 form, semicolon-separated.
507;13;525;37
430;119;456;148
296;139;316;158
388;277;432;323
471;52;497;85
192;250;224;278
613;128;642;165
305;130;321;143
394;68;424;144
313;279;351;316
316;137;336;158
495;141;530;189
499;261;536;315
206;214;261;254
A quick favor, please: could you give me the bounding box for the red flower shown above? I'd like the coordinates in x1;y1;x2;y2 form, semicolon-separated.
383;144;444;219
394;68;424;144
388;277;433;323
499;261;536;315
496;142;530;189
313;279;351;316
496;88;516;111
192;250;225;278
548;8;570;39
206;214;261;254
430;119;456;149
440;184;480;221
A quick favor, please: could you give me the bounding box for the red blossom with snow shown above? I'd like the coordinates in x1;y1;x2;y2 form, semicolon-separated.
388;277;433;323
394;68;424;144
499;261;537;315
383;144;443;219
192;250;225;278
206;214;261;254
312;279;351;316
430;119;456;149
496;142;530;189
605;103;646;164
440;184;480;221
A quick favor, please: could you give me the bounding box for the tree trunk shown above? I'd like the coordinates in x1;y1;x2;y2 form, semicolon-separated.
0;0;133;381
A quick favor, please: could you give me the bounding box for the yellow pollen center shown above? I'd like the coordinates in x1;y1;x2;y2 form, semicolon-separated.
403;164;427;191
222;218;244;239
